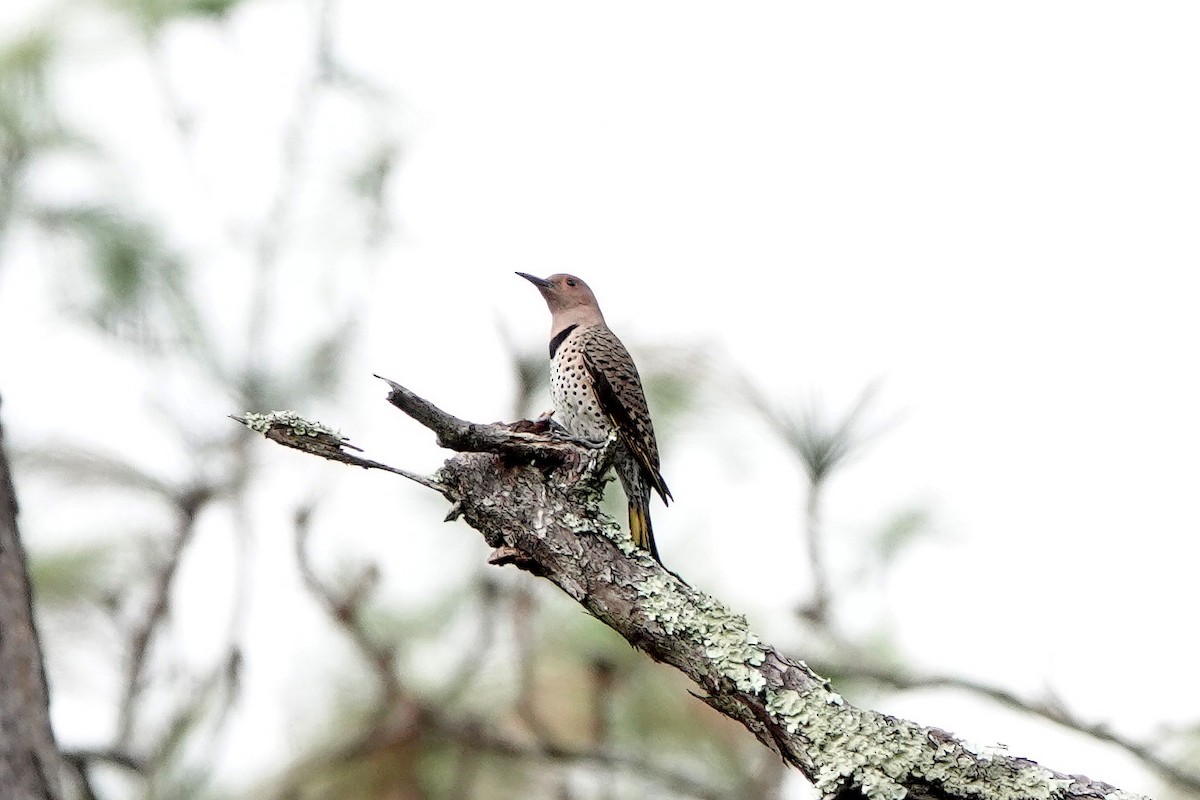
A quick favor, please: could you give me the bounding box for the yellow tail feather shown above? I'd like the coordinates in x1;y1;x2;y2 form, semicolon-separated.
628;503;661;563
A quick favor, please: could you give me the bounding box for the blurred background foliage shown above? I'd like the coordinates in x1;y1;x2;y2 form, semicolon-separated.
1;2;1196;800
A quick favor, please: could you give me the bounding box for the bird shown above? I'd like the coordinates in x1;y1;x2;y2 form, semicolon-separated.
516;272;672;562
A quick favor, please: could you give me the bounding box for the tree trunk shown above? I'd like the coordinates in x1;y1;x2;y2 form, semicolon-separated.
0;393;63;800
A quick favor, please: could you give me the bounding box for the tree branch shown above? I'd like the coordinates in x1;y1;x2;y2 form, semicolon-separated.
116;483;210;746
237;379;1150;800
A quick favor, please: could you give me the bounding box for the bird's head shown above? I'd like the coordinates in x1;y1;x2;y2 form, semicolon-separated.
516;272;605;327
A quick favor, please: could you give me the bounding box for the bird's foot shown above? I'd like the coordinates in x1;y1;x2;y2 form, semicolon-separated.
544;423;607;449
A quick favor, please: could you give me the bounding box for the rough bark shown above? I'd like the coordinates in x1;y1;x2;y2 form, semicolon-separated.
240;381;1149;800
0;393;63;800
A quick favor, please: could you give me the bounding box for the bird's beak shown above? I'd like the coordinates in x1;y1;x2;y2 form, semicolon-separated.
516;272;552;289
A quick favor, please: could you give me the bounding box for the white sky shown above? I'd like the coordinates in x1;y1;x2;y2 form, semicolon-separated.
2;1;1198;797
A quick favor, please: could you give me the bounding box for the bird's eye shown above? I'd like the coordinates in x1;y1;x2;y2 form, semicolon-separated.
566;278;577;287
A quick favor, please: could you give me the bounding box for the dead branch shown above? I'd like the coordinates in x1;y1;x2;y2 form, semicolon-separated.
237;379;1153;800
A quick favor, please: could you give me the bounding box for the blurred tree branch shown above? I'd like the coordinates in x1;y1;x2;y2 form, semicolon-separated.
238;380;1150;800
742;379;890;625
3;1;405;797
280;492;729;800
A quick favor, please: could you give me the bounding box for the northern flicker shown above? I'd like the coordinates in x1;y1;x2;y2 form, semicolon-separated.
516;272;672;562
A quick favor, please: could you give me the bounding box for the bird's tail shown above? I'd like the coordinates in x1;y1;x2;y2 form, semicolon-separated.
628;495;661;563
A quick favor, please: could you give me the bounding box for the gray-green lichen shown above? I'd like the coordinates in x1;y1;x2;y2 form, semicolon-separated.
241;410;342;439
636;575;767;693
559;505;628;554
764;685;1072;800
